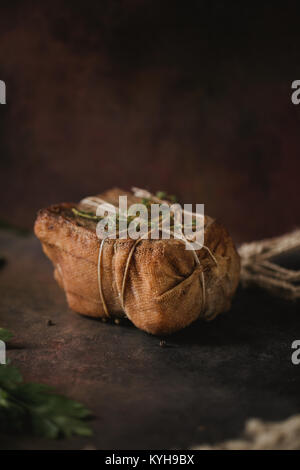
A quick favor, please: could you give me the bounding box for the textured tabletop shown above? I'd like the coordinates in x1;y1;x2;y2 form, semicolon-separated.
0;230;299;450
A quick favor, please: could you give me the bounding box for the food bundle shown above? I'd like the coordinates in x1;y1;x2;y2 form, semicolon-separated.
34;188;240;335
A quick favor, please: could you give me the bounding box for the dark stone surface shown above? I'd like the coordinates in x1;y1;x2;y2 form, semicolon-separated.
0;230;299;450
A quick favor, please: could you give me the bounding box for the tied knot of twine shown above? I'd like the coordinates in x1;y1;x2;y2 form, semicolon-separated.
238;229;300;301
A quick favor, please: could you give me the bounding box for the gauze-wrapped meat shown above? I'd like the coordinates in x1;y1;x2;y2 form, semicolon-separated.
34;188;240;335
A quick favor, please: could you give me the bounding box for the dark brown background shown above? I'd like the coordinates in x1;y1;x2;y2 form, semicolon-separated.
0;1;299;243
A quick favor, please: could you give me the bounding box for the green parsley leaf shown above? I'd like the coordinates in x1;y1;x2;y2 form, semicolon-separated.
0;330;93;439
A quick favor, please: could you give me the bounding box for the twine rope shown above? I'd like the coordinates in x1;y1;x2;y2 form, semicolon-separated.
193;414;300;450
97;238;110;318
238;229;300;300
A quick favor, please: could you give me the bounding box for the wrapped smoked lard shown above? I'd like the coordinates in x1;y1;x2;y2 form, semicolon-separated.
34;188;240;335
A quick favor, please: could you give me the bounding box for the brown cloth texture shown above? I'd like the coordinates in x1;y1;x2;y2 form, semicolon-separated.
34;188;240;335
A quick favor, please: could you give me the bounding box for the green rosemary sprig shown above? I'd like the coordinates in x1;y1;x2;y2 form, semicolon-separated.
72;208;103;221
155;191;178;203
72;192;181;230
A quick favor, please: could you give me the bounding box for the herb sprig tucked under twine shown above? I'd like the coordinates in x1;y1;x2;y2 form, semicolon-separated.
72;191;196;228
72;208;102;221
